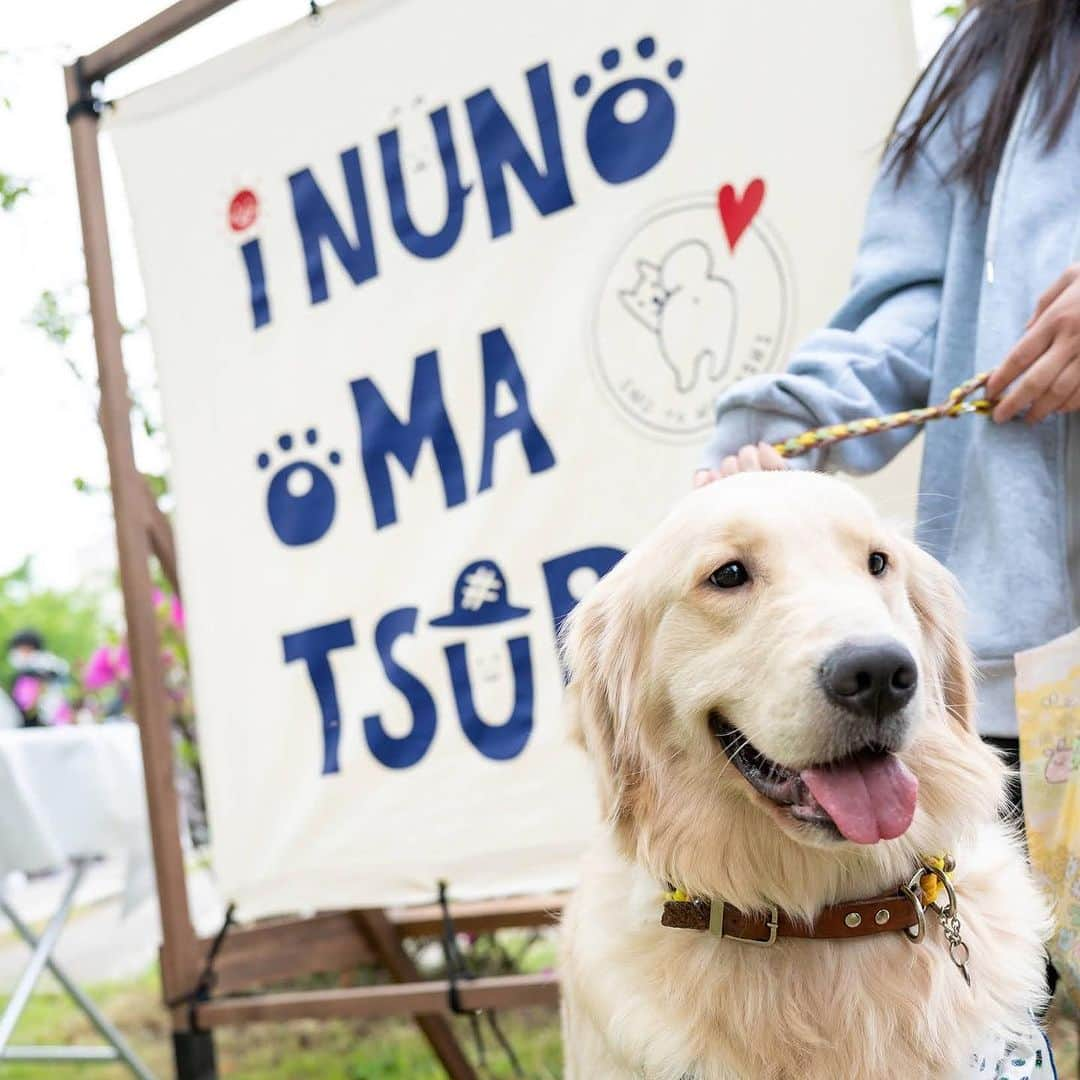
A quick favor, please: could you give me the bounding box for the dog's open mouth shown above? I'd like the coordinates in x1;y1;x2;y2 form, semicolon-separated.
710;714;918;844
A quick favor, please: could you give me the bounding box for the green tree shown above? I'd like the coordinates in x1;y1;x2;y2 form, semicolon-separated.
0;171;30;212
0;559;111;688
0;57;30;213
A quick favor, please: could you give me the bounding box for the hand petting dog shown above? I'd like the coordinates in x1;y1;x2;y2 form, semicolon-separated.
693;440;788;488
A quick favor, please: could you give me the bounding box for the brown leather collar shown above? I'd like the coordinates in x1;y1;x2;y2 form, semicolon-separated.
661;892;921;946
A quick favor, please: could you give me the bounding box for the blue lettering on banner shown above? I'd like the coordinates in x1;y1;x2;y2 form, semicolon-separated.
245;33;682;326
289;148;378;306
363;608;438;769
256;430;342;548
477;327;556;493
347;327;554;532
240;238;271;329
542;545;625;653
573;36;683;184
282;618;357;775
279;545;626;776
464;63;574;240
379;106;472;259
350;350;467;530
444;636;534;761
250;34;682;777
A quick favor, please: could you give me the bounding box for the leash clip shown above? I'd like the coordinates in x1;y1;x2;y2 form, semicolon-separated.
907;862;973;989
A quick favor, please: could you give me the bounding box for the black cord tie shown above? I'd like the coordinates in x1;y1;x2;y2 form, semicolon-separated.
436;882;525;1077
166;901;236;1032
437;879;472;1016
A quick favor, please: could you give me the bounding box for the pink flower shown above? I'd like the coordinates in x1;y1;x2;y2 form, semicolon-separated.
52;700;74;725
82;644;130;691
152;587;185;632
12;675;41;711
82;646;117;690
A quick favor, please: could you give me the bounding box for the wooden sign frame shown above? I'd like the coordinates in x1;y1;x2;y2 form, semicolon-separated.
64;3;562;1077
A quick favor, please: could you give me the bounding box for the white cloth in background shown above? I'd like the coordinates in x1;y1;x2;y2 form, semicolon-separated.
966;1023;1057;1078
0;690;20;731
0;723;154;910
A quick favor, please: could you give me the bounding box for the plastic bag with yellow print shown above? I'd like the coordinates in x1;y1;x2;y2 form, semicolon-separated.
1017;625;1080;1011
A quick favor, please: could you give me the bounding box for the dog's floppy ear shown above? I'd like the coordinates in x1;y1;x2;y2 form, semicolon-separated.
560;562;650;839
903;539;976;731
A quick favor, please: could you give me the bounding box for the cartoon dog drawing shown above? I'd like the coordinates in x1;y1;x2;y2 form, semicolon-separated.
1045;737;1073;784
619;240;737;394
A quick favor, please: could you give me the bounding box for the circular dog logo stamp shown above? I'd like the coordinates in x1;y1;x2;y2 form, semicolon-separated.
591;184;794;441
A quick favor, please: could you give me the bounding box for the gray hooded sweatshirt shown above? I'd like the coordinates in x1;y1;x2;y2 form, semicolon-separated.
701;52;1080;737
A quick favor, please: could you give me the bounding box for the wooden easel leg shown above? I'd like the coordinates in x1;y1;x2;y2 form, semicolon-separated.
173;1029;217;1080
65;59;205;1057
353;910;478;1080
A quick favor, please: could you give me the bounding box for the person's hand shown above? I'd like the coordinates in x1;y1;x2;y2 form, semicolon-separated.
693;441;789;487
987;263;1080;423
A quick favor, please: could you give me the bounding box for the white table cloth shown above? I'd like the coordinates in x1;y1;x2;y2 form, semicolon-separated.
0;722;151;882
0;691;20;732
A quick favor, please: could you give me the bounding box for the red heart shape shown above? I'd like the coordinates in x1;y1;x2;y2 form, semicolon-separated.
717;178;766;253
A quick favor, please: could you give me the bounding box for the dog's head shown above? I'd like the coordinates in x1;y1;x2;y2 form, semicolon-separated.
562;471;1004;907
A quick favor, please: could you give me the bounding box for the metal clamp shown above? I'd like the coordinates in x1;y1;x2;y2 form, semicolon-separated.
65;57;105;126
710;901;779;947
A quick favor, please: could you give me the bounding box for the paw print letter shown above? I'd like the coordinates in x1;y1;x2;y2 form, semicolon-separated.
256;430;342;547
574;36;684;185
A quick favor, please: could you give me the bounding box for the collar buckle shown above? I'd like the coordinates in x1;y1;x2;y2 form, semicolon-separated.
710;900;779;947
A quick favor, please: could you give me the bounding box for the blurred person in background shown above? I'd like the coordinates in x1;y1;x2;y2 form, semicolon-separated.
7;628;75;727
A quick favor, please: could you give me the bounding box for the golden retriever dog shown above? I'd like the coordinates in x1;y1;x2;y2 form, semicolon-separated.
559;471;1050;1079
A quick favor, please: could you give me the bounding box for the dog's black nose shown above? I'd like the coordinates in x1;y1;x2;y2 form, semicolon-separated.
820;639;917;720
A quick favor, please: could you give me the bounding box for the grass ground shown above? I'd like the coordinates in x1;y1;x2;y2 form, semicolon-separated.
0;966;563;1078
3;969;1078;1078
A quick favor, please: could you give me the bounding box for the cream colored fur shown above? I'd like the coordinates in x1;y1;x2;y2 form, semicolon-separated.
559;472;1049;1079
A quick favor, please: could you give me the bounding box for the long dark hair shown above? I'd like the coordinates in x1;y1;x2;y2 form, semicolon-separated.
888;0;1080;200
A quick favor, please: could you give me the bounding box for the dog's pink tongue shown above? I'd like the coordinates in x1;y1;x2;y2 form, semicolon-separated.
800;754;917;844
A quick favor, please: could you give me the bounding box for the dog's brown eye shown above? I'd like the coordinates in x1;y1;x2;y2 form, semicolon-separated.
869;551;889;576
709;561;749;589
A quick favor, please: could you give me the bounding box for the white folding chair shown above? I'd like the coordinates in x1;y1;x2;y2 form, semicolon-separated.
0;858;155;1077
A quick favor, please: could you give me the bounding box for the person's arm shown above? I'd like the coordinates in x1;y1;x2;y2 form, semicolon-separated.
699;140;955;481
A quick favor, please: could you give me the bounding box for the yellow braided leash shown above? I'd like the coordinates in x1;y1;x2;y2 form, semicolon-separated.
772;372;995;460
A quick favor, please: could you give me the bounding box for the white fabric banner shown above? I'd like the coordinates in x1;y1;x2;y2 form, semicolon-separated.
107;0;917;920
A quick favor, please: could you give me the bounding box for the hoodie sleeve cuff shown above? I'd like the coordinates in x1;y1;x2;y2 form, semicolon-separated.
698;407;825;472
